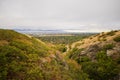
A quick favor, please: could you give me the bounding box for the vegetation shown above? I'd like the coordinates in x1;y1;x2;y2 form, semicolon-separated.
67;48;84;60
82;51;119;80
0;29;89;80
0;29;120;80
35;33;94;44
66;30;120;80
55;44;67;52
114;36;120;42
103;43;115;50
67;48;120;79
106;30;116;36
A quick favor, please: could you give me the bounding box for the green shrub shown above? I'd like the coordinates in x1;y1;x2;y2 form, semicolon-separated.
67;60;90;80
106;30;116;36
77;56;90;64
82;51;119;80
68;48;84;60
96;51;108;61
103;43;114;50
113;36;120;42
0;45;28;79
56;44;67;52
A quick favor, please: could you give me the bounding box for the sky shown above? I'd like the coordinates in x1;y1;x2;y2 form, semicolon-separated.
0;0;120;32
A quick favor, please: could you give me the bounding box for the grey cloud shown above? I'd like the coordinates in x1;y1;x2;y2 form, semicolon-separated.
0;0;120;31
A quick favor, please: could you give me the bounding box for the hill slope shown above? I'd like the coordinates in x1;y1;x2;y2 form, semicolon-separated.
70;30;120;60
0;29;89;80
67;30;120;80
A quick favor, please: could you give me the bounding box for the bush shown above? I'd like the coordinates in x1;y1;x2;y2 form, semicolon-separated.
56;44;67;52
67;60;90;80
113;36;120;42
103;43;114;50
82;51;119;80
0;45;28;79
68;48;84;60
106;30;116;36
77;56;90;64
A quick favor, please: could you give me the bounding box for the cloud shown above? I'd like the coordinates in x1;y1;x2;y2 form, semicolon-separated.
0;0;120;31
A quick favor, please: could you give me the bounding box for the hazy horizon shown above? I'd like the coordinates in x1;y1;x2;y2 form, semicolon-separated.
0;0;120;32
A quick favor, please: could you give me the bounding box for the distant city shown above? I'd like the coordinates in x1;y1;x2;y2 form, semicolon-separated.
14;29;100;34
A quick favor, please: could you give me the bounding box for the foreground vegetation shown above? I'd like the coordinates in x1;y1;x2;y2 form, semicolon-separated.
67;30;120;80
67;48;120;80
0;29;89;80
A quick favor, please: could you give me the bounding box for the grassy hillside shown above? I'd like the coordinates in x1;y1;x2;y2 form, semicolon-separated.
67;30;120;80
0;29;89;80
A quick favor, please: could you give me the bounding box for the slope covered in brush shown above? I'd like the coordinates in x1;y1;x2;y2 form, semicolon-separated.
67;30;120;80
0;29;89;80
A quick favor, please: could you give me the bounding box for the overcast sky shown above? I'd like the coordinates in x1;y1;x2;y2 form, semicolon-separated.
0;0;120;32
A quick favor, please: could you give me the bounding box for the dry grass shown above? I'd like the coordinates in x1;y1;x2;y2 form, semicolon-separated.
71;30;120;49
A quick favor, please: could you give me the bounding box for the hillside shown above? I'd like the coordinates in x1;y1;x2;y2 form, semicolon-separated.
67;30;120;80
0;29;120;80
70;30;120;60
0;29;89;80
